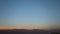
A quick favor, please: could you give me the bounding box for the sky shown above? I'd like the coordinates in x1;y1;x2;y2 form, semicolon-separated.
0;0;60;30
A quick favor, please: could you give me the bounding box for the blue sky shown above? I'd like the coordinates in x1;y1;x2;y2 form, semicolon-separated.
0;0;60;29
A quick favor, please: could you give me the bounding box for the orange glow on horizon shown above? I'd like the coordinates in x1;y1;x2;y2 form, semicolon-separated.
0;26;48;30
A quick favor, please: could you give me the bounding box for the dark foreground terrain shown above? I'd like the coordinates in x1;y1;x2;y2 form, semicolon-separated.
0;29;60;34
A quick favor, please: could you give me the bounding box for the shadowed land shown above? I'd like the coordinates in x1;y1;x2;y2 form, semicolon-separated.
0;29;60;34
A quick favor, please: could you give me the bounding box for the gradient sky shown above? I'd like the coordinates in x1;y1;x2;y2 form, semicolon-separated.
0;0;60;29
